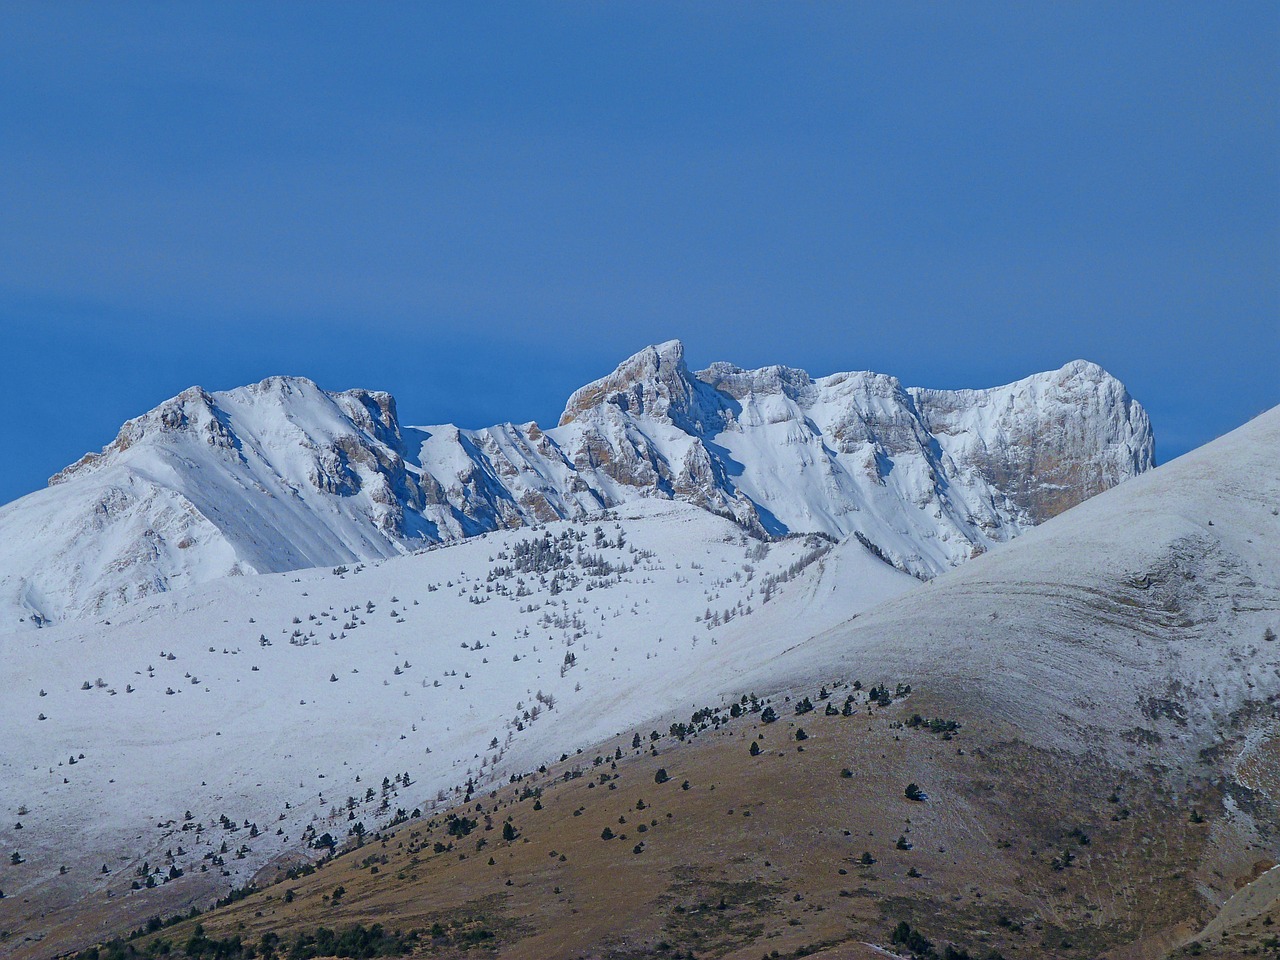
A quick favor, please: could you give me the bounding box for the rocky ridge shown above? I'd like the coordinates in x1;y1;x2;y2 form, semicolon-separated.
0;341;1153;625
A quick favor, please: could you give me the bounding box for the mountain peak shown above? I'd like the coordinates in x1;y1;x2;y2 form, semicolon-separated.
1059;358;1106;377
243;374;321;394
558;339;694;426
49;384;224;485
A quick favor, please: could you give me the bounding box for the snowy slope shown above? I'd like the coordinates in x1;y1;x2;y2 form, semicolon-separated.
0;502;915;928
0;380;431;627
734;406;1280;882
0;343;1152;627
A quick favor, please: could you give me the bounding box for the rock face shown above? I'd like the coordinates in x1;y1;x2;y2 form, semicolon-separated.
909;359;1153;525
552;341;1152;569
0;341;1153;625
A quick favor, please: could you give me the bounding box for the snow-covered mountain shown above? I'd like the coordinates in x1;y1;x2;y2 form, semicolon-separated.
0;341;1152;627
560;341;1152;565
0;405;1267;956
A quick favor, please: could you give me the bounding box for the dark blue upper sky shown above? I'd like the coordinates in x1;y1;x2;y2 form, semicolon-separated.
1;2;1276;506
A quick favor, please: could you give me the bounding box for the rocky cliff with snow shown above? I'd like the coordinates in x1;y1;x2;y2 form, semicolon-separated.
0;341;1153;626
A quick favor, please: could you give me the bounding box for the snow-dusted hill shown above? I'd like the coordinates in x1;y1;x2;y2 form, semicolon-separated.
0;343;1152;628
761;405;1279;759
734;405;1280;911
0;501;916;935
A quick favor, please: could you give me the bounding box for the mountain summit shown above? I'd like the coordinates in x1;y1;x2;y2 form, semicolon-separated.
0;342;1153;625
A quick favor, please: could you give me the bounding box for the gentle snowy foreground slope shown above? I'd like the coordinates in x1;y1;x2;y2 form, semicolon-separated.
0;342;1152;627
0;501;914;942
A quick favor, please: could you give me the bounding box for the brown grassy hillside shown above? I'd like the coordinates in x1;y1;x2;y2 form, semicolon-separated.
47;679;1220;960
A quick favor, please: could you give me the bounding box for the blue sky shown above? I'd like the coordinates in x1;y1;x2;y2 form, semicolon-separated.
1;2;1276;506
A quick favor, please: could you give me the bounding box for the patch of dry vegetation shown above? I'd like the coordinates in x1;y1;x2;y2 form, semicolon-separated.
36;678;1228;960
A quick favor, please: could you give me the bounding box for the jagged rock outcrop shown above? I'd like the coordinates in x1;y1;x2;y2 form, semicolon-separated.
0;342;1154;626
